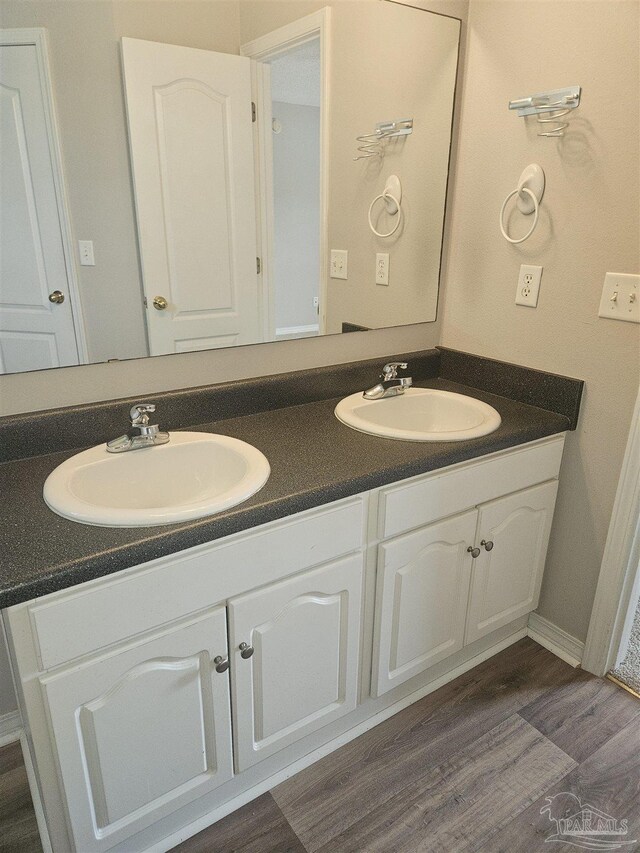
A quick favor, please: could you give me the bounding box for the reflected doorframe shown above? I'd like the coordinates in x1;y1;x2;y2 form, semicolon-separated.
241;8;331;340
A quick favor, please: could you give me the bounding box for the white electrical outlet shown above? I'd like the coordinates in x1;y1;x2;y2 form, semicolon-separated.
515;264;542;307
78;240;95;266
376;253;389;286
598;273;640;324
330;249;348;280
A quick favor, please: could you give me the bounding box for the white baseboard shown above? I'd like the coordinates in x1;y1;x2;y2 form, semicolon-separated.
0;709;22;747
528;612;584;668
275;323;319;340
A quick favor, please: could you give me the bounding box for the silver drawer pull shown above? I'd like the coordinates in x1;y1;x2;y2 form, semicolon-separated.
213;655;229;673
481;539;494;551
467;545;480;558
239;642;254;659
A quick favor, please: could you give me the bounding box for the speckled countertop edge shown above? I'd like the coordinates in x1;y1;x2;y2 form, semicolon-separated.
0;376;573;609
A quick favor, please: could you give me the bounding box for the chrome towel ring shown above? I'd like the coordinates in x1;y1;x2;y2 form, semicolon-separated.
369;175;403;238
499;164;545;244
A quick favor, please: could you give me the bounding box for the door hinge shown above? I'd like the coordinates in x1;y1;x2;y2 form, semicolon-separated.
256;257;262;274
251;101;257;123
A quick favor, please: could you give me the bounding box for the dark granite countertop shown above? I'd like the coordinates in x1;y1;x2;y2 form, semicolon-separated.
0;375;572;609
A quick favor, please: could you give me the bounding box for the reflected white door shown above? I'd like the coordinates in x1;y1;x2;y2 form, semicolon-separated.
0;41;80;373
121;38;261;355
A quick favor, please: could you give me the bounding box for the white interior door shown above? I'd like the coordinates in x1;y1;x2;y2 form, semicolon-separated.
121;37;261;355
0;40;80;373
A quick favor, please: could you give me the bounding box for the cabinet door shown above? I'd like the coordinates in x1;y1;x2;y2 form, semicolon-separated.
372;510;477;698
465;480;559;644
229;555;363;771
40;608;233;853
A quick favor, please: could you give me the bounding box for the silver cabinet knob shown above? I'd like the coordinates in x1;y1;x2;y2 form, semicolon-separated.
467;545;480;558
213;655;229;673
481;540;494;551
48;290;65;304
239;642;254;659
152;295;168;310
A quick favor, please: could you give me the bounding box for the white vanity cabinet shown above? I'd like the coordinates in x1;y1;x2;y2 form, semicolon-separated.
5;497;368;853
4;434;566;853
371;436;564;697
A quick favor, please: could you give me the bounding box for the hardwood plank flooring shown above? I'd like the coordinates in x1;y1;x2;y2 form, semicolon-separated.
313;715;576;853
271;637;580;850
170;793;305;853
488;714;640;851
0;741;42;853
1;638;638;853
518;666;640;761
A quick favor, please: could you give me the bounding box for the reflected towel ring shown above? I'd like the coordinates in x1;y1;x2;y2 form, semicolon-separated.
368;191;402;238
499;164;545;244
499;187;539;244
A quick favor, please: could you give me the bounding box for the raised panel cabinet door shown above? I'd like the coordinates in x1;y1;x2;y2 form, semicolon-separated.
372;510;477;698
40;608;233;853
229;554;363;771
465;480;559;644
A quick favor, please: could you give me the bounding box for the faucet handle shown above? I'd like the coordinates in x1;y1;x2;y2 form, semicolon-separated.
130;403;156;425
382;362;408;380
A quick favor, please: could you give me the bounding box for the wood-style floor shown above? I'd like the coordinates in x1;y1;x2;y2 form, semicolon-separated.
2;638;639;853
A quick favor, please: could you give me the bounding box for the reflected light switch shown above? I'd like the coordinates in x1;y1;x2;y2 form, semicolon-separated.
330;249;348;280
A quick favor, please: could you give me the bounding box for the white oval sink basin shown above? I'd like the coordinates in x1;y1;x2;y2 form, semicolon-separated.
43;432;270;527
335;387;501;442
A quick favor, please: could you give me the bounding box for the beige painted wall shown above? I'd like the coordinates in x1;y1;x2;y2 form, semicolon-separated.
324;2;458;332
439;0;640;643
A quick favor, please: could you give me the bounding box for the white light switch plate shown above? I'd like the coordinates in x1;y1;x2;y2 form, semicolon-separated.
598;273;640;323
330;249;348;280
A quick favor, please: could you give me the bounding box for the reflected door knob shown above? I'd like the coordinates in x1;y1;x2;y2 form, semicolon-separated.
152;296;168;310
48;290;65;304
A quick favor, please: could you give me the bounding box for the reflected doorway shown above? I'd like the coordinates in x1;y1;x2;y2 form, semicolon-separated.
268;39;321;341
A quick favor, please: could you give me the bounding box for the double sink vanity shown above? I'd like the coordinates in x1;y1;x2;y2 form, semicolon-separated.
0;347;583;853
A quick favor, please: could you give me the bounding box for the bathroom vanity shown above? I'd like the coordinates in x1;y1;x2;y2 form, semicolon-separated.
0;349;582;853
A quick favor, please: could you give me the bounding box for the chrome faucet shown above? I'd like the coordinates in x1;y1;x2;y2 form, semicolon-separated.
363;362;413;400
106;403;170;453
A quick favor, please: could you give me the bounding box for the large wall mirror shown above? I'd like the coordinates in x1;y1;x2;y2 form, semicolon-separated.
0;0;460;376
